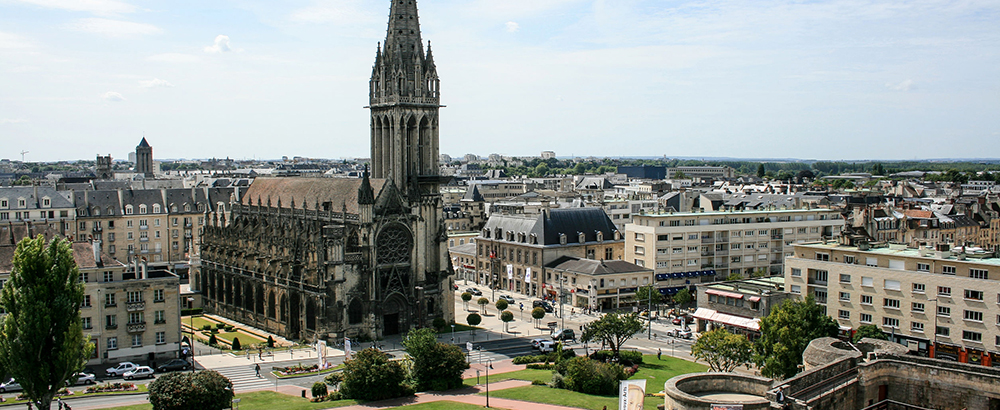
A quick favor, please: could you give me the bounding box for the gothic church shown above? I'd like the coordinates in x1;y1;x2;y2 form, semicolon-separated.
199;0;452;342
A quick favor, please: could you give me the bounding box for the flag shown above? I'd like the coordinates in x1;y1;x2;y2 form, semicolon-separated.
525;268;532;282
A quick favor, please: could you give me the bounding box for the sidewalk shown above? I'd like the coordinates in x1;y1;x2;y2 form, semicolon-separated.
334;380;584;410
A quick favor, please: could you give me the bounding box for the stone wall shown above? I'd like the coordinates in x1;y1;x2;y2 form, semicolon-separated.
664;372;772;410
859;357;1000;410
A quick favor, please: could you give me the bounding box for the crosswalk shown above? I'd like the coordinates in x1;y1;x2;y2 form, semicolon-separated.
211;364;275;393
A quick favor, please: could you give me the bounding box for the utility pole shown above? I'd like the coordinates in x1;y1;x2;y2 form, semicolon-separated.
20;150;28;163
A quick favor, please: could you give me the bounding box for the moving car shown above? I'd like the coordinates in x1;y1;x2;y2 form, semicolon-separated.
530;338;547;349
551;329;576;341
466;288;482;296
533;300;553;313
668;328;693;339
498;295;516;304
538;341;556;353
157;359;192;373
123;366;155;380
671;316;694;325
0;379;22;393
105;362;139;377
71;372;97;385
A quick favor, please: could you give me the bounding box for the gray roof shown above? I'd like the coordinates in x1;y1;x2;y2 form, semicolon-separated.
462;185;484;202
483;207;618;246
576;177;612;191
546;256;650;275
0;186;75;209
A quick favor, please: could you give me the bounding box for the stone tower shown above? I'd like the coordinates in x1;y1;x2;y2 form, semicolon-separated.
135;137;153;178
95;154;113;179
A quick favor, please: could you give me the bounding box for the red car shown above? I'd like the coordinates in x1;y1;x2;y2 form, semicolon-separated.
672;316;694;325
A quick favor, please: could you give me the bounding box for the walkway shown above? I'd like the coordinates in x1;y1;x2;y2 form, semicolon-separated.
334;381;582;410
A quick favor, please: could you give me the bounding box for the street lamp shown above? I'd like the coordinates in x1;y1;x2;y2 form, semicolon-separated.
451;324;456;344
187;297;195;372
485;359;493;408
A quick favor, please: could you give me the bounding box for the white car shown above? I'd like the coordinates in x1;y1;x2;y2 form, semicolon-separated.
106;362;139;377
123;366;155;380
530;338;548;349
538;340;556;353
71;372;97;385
669;329;693;339
0;379;22;393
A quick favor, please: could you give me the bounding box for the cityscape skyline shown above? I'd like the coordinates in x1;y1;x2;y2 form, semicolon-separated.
2;0;998;162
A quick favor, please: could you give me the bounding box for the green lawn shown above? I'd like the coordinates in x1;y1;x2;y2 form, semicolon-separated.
462;368;554;386
184;315;219;330
215;330;267;346
95;390;360;410
476;354;704;410
390;401;502;409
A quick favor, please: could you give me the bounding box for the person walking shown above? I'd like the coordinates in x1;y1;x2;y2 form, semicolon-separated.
255;363;261;377
258;347;263;360
658;348;662;361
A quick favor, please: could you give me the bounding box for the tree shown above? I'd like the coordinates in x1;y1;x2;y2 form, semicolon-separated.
477;297;490;315
495;299;509;312
402;328;470;391
231;337;241;351
852;324;888;343
267;335;275;348
500;311;514;332
208;333;218;346
691;328;753;372
753;296;838;380
340;348;408;400
466;313;482;327
673;288;693;307
673;171;687;179
580;312;643;357
727;272;744;281
757;163;766;178
560;356;626;395
461;292;472;310
148;370;234;410
531;307;545;328
0;235;93;410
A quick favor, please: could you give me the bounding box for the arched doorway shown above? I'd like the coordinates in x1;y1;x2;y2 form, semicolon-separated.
382;293;408;336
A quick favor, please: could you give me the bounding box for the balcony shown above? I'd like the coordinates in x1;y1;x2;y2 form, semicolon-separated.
105;302;117;308
126;301;145;312
701;237;715;244
154;319;166;325
92;226;103;233
139;225;148;230
185;223;193;228
808;278;828;286
127;322;146;333
184;233;192;239
139;237;149;242
105;323;118;330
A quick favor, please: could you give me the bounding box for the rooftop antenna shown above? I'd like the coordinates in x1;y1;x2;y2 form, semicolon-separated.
20;150;28;162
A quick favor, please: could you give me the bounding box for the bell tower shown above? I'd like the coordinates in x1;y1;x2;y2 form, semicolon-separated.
368;0;441;194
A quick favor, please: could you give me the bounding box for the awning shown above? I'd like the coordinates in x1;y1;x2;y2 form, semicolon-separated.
693;307;760;331
747;296;761;302
705;289;744;299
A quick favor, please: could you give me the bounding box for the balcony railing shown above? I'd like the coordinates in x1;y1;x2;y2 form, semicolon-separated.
139;225;148;230
126;301;145;312
127;322;146;333
105;323;118;330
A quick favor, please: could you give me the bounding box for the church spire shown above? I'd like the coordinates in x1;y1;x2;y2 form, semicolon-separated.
384;0;424;60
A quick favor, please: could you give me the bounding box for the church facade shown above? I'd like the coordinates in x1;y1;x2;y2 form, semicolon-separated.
198;0;452;342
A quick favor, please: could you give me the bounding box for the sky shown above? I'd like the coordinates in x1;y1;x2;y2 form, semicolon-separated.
1;0;999;163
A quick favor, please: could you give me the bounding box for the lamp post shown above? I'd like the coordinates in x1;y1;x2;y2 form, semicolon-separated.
187;297;195;371
930;298;938;358
451;324;456;344
485;359;493;408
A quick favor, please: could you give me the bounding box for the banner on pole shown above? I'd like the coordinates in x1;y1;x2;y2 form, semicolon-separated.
344;337;352;360
619;379;646;410
525;267;532;282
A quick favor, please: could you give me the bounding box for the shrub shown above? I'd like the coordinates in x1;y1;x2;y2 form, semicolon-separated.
215;323;226;330
201;324;212;331
224;326;234;332
561;357;626;395
532;379;547;386
148;370;233;410
231;337;241;351
208;333;218;346
267;335;275;348
526;363;555;370
466;313;482;327
324;372;343;387
432;318;447;331
311;382;328;398
549;373;566;389
590;349;643;365
340;348;408;401
402;327;469;392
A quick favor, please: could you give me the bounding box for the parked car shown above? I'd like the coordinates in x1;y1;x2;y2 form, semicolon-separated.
533;300;553;313
105;362;139;377
499;295;516;304
466;288;482;296
671;316;694;325
530;338;547;349
157;359;192;373
0;379;22;393
123;366;155;380
551;329;576;341
668;328;693;339
538;340;556;353
70;372;97;385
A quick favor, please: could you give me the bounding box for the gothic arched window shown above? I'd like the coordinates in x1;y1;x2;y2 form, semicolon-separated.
376;224;412;265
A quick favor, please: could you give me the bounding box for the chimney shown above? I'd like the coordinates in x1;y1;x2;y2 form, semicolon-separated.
92;238;102;266
140;258;148;279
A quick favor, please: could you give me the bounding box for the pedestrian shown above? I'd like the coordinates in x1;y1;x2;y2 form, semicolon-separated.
658;348;662;361
258;347;263;360
255;363;261;377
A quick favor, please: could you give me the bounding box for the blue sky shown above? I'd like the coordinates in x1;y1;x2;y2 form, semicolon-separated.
1;0;998;162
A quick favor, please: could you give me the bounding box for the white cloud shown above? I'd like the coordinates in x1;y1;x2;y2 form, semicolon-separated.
68;18;161;36
0;118;28;124
0;31;32;49
101;91;125;101
139;78;174;88
10;0;136;15
505;21;520;33
886;79;915;91
147;53;200;63
204;35;235;53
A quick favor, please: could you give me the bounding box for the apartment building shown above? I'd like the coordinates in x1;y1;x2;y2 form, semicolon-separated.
545;256;653;310
693;276;793;339
0;186;76;236
786;241;1000;366
626;208;843;293
666;166;735;180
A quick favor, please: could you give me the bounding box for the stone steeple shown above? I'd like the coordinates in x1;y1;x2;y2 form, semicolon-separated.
135;137;153;178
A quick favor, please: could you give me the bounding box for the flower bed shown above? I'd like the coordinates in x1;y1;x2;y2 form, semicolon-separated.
275;363;319;377
16;389;72;401
85;382;137;394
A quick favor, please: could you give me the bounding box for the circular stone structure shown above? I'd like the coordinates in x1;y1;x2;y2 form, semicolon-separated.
802;337;910;370
664;372;773;410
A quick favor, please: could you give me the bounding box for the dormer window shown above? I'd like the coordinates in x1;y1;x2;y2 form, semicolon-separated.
559;233;567;245
0;199;6;208
152;204;161;214
614;230;621;240
530;233;538;245
596;231;604;242
42;198;50;207
139;204;147;214
107;207;114;216
18;198;26;208
184;204;191;212
93;207;101;216
171;205;178;213
482;229;490;238
125;205;134;215
578;232;586;243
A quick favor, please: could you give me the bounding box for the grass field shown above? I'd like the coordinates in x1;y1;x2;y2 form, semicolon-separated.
389;401;501;409
215;330;266;346
462;368;554;386
477;354;705;410
97;390;360;410
184;315;219;330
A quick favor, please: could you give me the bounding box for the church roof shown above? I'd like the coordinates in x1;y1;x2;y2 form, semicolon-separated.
138;137;150;148
242;177;387;214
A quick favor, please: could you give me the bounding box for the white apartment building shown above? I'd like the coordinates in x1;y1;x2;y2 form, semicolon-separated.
786;242;1000;367
627;209;843;295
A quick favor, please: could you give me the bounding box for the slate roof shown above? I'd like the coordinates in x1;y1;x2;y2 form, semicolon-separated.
546;256;650;275
241;177;387;214
74;190;122;217
483;207;618;246
0;186;75;209
462;185;484;202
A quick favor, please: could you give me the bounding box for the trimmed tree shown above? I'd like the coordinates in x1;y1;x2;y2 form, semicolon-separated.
531;307;545;328
231;337;241;351
340;348;408;401
148;370;234;410
467;313;481;336
500;311;514;333
477;297;490;315
692;328;753;372
461;292;472;310
753;295;838;380
580;312;643;357
267;335;275;348
495;299;509;313
0;235;93;410
852;324;888;343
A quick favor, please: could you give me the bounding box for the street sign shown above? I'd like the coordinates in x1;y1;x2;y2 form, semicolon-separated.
466;342;473;352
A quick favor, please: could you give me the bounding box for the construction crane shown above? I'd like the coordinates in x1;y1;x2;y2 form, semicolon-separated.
20;150;28;162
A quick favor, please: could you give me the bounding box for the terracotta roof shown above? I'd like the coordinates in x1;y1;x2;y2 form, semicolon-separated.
241;177;387;214
0;241;121;274
903;210;933;219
